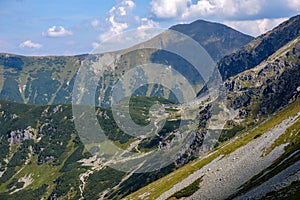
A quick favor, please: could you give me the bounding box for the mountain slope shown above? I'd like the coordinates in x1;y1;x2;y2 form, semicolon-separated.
0;97;184;199
0;54;84;104
170;20;254;61
123;19;300;200
0;19;253;105
225;36;300;119
218;14;300;79
124;99;300;200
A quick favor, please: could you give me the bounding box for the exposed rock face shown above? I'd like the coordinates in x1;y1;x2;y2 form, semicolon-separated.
226;37;300;117
176;37;300;168
8;126;34;144
219;15;300;79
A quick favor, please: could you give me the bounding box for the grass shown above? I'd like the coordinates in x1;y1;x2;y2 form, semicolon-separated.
168;177;203;199
123;100;300;199
262;179;300;200
265;117;300;156
0;134;77;199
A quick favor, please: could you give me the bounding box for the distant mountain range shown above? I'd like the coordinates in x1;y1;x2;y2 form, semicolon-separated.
0;20;253;105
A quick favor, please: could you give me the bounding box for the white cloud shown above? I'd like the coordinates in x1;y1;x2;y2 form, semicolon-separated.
287;0;300;11
150;0;265;20
150;0;189;18
42;26;73;37
137;18;160;29
224;18;288;37
100;16;129;41
98;0;135;41
119;6;127;16
19;40;42;49
92;0;162;51
123;0;135;8
91;19;99;30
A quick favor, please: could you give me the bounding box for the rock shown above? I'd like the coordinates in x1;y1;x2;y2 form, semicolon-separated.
8;126;34;144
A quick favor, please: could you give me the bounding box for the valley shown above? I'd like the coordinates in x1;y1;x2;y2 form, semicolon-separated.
0;13;299;200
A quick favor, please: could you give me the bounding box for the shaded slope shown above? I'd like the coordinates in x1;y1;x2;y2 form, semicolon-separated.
170;19;253;61
225;36;300;117
0;19;252;105
218;15;300;79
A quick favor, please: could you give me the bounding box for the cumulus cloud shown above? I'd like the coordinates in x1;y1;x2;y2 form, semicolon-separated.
150;0;265;20
19;40;42;49
42;26;73;37
224;18;288;37
99;16;129;41
97;0;135;41
150;0;189;18
92;0;162;51
137;18;160;29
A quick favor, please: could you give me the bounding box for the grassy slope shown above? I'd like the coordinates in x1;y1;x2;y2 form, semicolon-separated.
0;96;181;199
0;134;77;198
124;100;300;199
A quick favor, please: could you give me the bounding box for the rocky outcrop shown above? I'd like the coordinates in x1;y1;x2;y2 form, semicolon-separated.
8;126;34;144
226;37;300;117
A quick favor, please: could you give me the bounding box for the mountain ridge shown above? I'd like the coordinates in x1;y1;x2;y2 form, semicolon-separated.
218;14;300;79
0;15;299;200
170;19;254;61
0;19;253;105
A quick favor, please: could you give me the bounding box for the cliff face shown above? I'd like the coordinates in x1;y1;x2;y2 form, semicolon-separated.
226;37;300;118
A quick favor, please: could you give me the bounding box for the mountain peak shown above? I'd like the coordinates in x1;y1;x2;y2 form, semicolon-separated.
170;19;254;61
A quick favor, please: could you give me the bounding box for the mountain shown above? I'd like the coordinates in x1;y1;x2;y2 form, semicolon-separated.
170;19;254;61
218;14;300;79
0;97;180;199
0;19;253;105
225;36;300;117
123;18;300;200
0;15;299;200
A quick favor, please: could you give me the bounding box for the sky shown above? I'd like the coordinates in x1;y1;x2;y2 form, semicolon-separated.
0;0;299;56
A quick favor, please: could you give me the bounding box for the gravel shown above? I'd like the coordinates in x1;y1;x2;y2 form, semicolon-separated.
157;112;300;200
234;158;300;200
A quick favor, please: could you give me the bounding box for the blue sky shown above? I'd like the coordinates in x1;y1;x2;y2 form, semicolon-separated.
0;0;299;56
